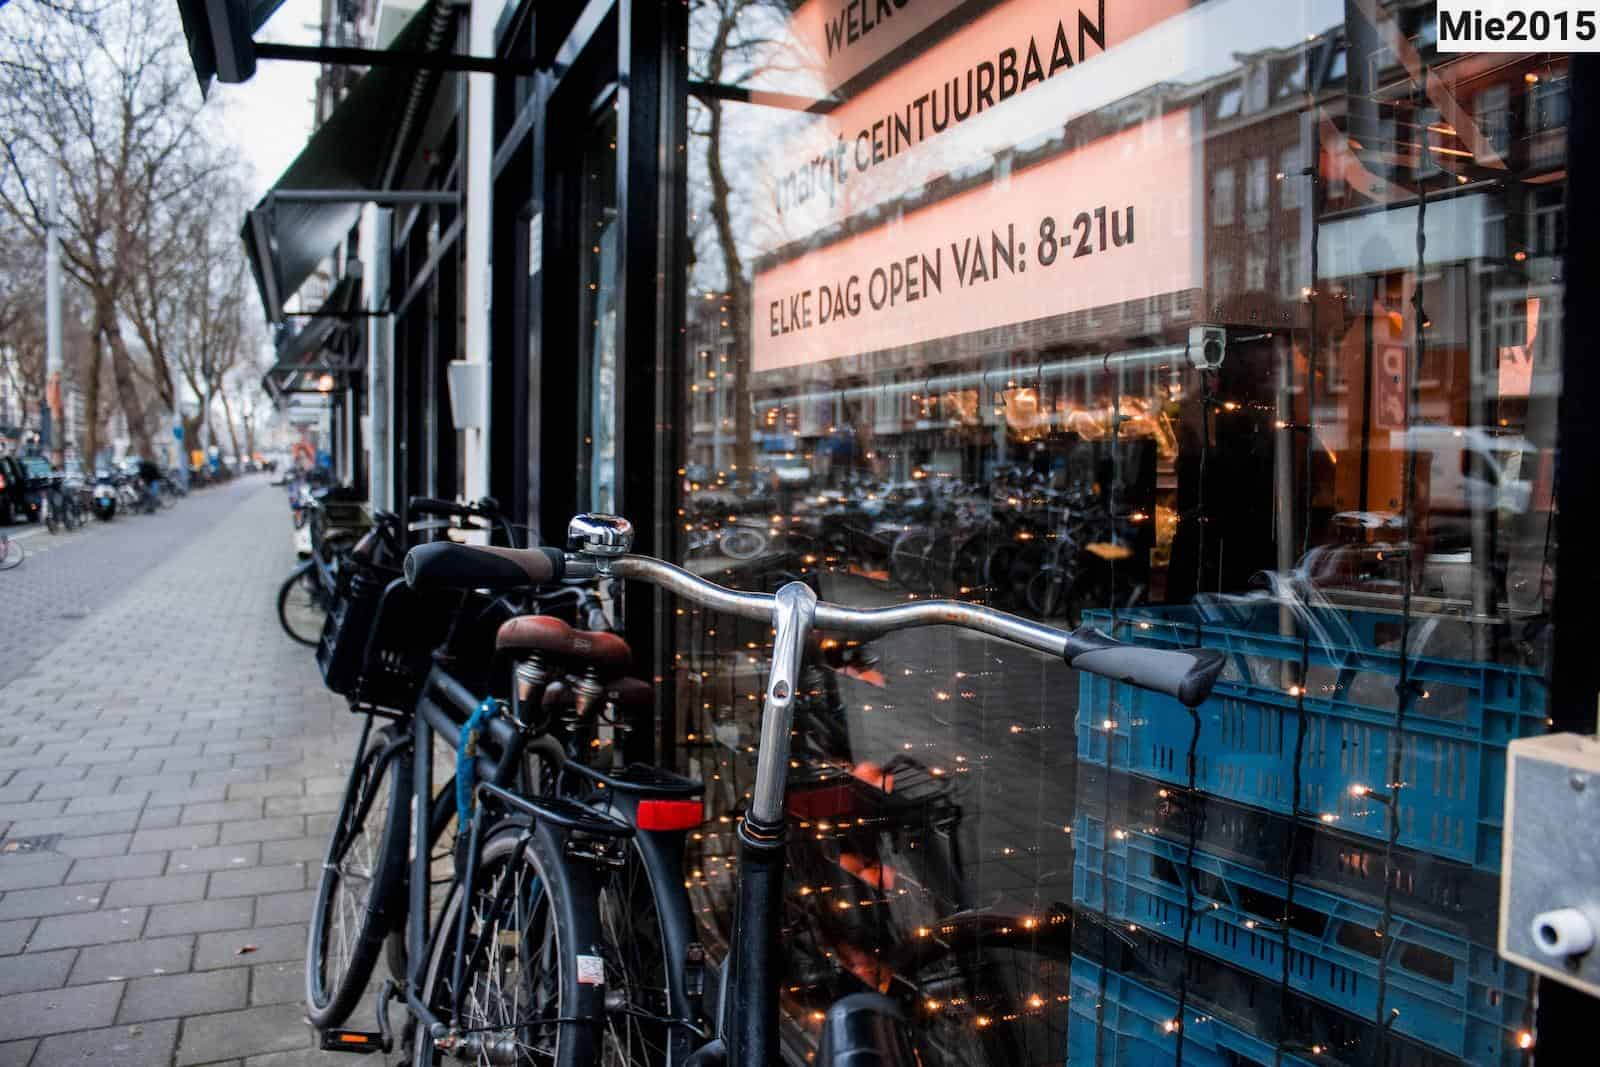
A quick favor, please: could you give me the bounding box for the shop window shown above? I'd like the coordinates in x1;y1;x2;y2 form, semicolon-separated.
675;7;1565;1062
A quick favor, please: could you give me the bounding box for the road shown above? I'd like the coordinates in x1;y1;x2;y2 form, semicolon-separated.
0;478;284;690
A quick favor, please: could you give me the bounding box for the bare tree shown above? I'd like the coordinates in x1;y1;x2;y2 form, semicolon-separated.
0;0;216;463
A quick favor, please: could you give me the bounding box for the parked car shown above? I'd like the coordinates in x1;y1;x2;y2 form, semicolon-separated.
0;455;55;525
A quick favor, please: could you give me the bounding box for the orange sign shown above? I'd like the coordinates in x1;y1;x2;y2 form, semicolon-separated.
766;0;1188;246
752;109;1198;372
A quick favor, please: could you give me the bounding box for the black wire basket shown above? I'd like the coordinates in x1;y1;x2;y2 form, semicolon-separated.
316;561;435;712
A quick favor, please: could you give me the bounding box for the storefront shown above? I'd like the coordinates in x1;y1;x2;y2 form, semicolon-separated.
231;0;1596;1061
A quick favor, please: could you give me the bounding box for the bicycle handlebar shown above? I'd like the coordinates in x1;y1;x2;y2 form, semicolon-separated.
408;495;501;520
399;542;1225;707
606;555;1224;708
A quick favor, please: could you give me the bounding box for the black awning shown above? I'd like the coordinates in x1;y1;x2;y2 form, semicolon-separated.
240;1;445;323
176;0;287;94
261;270;364;400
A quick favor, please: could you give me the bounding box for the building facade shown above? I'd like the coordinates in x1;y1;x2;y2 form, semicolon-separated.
247;0;1595;1061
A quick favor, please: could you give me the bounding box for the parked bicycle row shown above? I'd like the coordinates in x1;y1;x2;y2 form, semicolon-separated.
276;484;1220;1065
0;453;239;570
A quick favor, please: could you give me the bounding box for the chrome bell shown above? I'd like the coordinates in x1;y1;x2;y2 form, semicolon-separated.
568;513;635;557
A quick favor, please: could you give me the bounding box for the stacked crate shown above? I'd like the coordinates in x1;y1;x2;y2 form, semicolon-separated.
1069;602;1544;1066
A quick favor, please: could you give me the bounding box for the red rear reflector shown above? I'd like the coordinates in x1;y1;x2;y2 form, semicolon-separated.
339;1035;371;1044
636;799;702;831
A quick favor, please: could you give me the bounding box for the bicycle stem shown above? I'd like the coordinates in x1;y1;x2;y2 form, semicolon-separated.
714;581;815;1064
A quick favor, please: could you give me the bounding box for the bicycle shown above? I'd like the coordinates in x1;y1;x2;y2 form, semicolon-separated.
322;514;1221;1066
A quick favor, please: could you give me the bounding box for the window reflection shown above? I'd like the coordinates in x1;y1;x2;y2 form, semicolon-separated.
676;1;1562;1062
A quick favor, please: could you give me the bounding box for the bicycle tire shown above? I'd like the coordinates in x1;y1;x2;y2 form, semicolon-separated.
589;796;680;1067
277;566;326;646
306;725;412;1029
0;537;21;570
889;530;933;593
718;527;767;561
44;493;61;535
411;821;603;1067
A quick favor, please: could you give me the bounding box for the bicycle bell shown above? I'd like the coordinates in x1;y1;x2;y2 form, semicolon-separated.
569;513;635;560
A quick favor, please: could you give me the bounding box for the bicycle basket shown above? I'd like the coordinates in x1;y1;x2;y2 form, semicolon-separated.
316;560;397;697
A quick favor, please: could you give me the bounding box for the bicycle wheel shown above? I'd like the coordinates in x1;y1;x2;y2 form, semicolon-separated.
889;529;933;593
306;724;412;1028
411;822;602;1067
590;800;676;1066
718;526;767;561
44;493;61;535
278;566;326;646
0;537;21;570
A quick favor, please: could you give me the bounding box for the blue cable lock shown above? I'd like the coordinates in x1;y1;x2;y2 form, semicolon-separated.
456;697;498;829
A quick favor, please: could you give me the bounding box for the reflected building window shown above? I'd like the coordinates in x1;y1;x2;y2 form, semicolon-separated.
1212;165;1236;226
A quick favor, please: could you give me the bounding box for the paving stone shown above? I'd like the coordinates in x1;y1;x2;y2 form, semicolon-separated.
103;872;209;908
70;935;193;985
194;924;307;971
245;961;302;1007
258;838;324;866
67;851;168;884
51;833;132;859
0;980;123;1039
251;890;316;929
167;842;262;875
130;824;220;853
0;882;106;920
27;908;147;951
0;855;72;891
62;792;149;816
0;1039;34;1065
219;818;303;845
146;784;231;808
174;1002;312;1064
0;919;34;956
182;801;263;825
118;966;250;1024
0;947;75;995
209;864;306;900
135;806;182;830
3;811;141;840
32;1017;178;1067
225;780;303;801
243;1049;337;1066
144;899;254;939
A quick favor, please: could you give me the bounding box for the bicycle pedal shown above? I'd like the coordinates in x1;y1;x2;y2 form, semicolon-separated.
319;1030;386;1055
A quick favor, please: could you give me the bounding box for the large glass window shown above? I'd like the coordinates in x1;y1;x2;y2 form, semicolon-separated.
675;1;1567;1062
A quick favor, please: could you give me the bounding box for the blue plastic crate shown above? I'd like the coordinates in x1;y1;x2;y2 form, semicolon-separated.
1068;958;1319;1066
1076;604;1547;870
1071;813;1532;1065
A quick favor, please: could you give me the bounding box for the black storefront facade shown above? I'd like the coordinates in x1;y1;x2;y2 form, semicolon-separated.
237;0;1600;1062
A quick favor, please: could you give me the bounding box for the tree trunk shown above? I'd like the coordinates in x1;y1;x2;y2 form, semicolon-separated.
83;308;104;467
219;387;242;464
704;94;754;480
100;300;155;458
181;413;205;467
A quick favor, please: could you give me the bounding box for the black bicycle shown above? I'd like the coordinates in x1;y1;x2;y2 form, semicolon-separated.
306;514;1222;1066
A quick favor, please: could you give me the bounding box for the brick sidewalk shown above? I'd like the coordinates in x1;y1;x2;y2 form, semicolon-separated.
0;483;363;1066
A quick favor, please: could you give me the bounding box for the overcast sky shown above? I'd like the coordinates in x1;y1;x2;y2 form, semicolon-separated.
204;0;322;202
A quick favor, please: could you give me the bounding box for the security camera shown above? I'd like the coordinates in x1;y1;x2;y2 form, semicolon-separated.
1188;325;1226;370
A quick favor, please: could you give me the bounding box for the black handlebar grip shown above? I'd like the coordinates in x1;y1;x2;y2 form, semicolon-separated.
408;495;469;517
1063;629;1226;708
403;542;564;593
